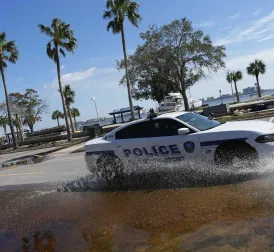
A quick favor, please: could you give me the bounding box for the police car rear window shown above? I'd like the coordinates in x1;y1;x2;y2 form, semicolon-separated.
116;121;152;139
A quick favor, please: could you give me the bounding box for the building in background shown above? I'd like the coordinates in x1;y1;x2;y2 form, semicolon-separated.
243;87;256;95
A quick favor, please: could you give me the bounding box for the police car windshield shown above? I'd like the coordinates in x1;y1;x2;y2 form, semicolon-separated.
176;113;221;131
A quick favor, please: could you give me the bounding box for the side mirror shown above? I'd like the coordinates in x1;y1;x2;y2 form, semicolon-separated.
178;128;190;135
208;113;215;120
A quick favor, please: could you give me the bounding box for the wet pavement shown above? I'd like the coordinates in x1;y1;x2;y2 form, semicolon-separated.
1;167;274;251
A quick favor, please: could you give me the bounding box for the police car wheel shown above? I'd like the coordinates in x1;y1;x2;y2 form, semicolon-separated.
97;155;125;185
214;143;257;169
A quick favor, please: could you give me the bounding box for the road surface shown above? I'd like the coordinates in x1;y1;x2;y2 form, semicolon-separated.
0;151;89;189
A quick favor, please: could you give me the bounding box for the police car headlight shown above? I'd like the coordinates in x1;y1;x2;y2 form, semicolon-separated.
255;134;274;143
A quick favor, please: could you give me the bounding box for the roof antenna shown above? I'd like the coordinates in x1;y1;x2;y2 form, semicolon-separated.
147;108;158;120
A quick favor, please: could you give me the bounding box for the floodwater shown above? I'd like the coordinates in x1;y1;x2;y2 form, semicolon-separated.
2;168;274;251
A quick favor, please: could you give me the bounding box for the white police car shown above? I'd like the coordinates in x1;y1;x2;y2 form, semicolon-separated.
84;111;274;182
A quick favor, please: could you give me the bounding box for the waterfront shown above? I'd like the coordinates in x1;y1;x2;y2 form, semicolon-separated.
203;89;274;107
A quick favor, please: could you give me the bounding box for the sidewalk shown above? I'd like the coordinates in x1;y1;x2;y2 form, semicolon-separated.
48;143;85;157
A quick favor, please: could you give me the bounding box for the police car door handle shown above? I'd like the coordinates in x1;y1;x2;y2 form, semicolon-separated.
116;145;122;148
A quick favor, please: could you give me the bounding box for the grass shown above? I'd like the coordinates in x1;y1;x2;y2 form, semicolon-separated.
0;137;89;155
216;109;274;123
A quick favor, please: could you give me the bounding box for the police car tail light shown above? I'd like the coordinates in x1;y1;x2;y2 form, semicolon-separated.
255;134;274;143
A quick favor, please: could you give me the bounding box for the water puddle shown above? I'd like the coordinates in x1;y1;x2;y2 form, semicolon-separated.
0;155;52;168
1;162;274;251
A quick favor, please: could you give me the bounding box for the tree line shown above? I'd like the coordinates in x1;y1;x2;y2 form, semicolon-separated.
0;88;48;142
0;0;140;149
51;84;80;131
226;60;266;103
0;0;269;149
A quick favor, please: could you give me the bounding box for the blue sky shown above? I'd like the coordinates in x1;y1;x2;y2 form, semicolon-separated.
1;0;274;131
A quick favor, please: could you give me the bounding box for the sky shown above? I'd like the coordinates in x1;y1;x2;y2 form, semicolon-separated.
1;0;274;132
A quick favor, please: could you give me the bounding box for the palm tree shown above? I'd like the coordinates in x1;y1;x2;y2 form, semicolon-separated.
0;116;8;140
51;110;64;127
38;18;77;141
13;114;22;141
247;59;266;98
63;84;75;133
226;71;243;103
71;107;80;131
103;0;141;120
0;32;19;149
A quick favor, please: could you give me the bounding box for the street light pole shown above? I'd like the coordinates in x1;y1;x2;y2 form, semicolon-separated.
91;97;99;123
219;90;223;104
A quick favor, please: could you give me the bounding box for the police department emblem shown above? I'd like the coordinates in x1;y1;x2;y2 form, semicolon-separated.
184;141;195;153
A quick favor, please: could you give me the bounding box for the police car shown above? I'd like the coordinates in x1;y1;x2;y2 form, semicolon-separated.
84;111;274;183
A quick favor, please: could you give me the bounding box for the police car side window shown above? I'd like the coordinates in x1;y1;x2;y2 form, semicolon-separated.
115;121;153;139
152;119;189;137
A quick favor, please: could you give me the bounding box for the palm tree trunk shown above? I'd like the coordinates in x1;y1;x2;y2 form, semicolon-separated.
234;81;240;103
180;89;189;111
67;105;75;133
3;125;7;140
256;75;262;98
57;118;60;127
29;124;34;133
230;83;235;102
73;116;77;131
18;117;24;142
0;63;18;149
121;23;135;120
55;44;73;141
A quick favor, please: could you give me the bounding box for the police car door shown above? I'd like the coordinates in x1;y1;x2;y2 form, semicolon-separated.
147;118;201;168
113;121;151;171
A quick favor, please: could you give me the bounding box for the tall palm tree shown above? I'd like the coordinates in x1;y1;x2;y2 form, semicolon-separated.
63;84;75;133
51;110;64;127
0;116;8;140
226;70;243;103
38;18;77;141
247;59;266;98
71;107;80;131
103;0;141;120
0;32;19;149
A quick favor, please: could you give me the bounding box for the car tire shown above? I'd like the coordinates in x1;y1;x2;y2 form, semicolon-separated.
96;154;125;186
214;143;258;170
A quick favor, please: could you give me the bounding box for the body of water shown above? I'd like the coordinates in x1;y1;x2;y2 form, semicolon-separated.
204;89;274;107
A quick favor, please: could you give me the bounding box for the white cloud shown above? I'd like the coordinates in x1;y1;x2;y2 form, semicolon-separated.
43;85;48;89
52;67;96;87
258;34;274;42
252;8;263;16
191;47;274;99
228;12;241;20
16;77;24;82
215;10;274;45
198;21;215;28
52;64;65;73
226;47;274;69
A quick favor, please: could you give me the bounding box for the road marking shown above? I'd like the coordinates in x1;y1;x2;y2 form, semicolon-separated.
270;117;274;123
0;172;44;177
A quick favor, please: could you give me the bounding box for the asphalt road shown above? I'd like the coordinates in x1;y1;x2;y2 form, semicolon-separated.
0;151;90;189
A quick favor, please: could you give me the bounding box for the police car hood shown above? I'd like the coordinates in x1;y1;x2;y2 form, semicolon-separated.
84;137;113;152
205;120;274;134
